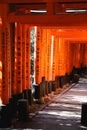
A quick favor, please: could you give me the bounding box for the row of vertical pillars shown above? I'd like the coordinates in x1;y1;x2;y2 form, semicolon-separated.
0;22;33;127
0;26;87;104
1;23;32;104
0;22;87;127
35;28;87;85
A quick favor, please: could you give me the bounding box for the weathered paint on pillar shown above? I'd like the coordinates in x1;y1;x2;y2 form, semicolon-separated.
26;25;30;89
16;23;22;94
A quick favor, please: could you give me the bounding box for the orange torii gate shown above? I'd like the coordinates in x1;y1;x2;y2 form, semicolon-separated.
0;22;87;104
1;22;11;104
1;21;31;104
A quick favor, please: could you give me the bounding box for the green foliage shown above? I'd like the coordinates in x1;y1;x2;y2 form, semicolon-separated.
30;28;35;75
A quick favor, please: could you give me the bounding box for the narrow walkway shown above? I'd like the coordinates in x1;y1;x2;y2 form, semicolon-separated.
14;78;87;130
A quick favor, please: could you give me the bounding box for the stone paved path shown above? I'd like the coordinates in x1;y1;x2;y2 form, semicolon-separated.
13;78;87;130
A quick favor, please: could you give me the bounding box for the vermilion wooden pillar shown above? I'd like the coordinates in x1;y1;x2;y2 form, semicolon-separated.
35;27;42;84
25;25;30;89
46;29;52;81
64;40;69;75
41;28;47;81
6;23;11;99
0;17;2;100
65;40;69;74
83;44;86;67
67;41;73;74
80;44;85;67
73;44;77;68
16;23;22;94
55;36;59;77
52;32;58;80
57;38;66;76
69;43;74;70
84;44;87;67
10;23;17;95
1;4;12;104
70;43;74;72
75;44;80;68
22;24;26;90
41;28;46;79
1;22;11;104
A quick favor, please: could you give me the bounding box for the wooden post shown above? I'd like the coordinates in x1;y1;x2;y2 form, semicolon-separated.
10;23;17;95
84;44;87;67
0;17;2;100
16;23;22;94
1;4;11;104
57;38;66;76
46;29;52;81
42;29;48;81
41;29;46;79
25;25;30;89
22;24;26;90
52;30;59;80
75;44;80;68
1;23;11;104
35;27;42;84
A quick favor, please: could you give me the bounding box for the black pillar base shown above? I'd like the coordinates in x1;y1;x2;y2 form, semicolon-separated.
52;81;56;91
17;99;29;121
0;105;13;128
33;84;41;100
48;81;52;94
28;89;33;106
81;103;87;127
12;93;23;103
23;89;33;106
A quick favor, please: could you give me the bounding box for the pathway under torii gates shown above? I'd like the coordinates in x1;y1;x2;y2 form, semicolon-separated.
0;1;87;129
13;77;87;130
0;1;87;105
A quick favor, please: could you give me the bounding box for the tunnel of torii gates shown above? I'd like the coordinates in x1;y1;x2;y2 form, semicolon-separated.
0;6;87;105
